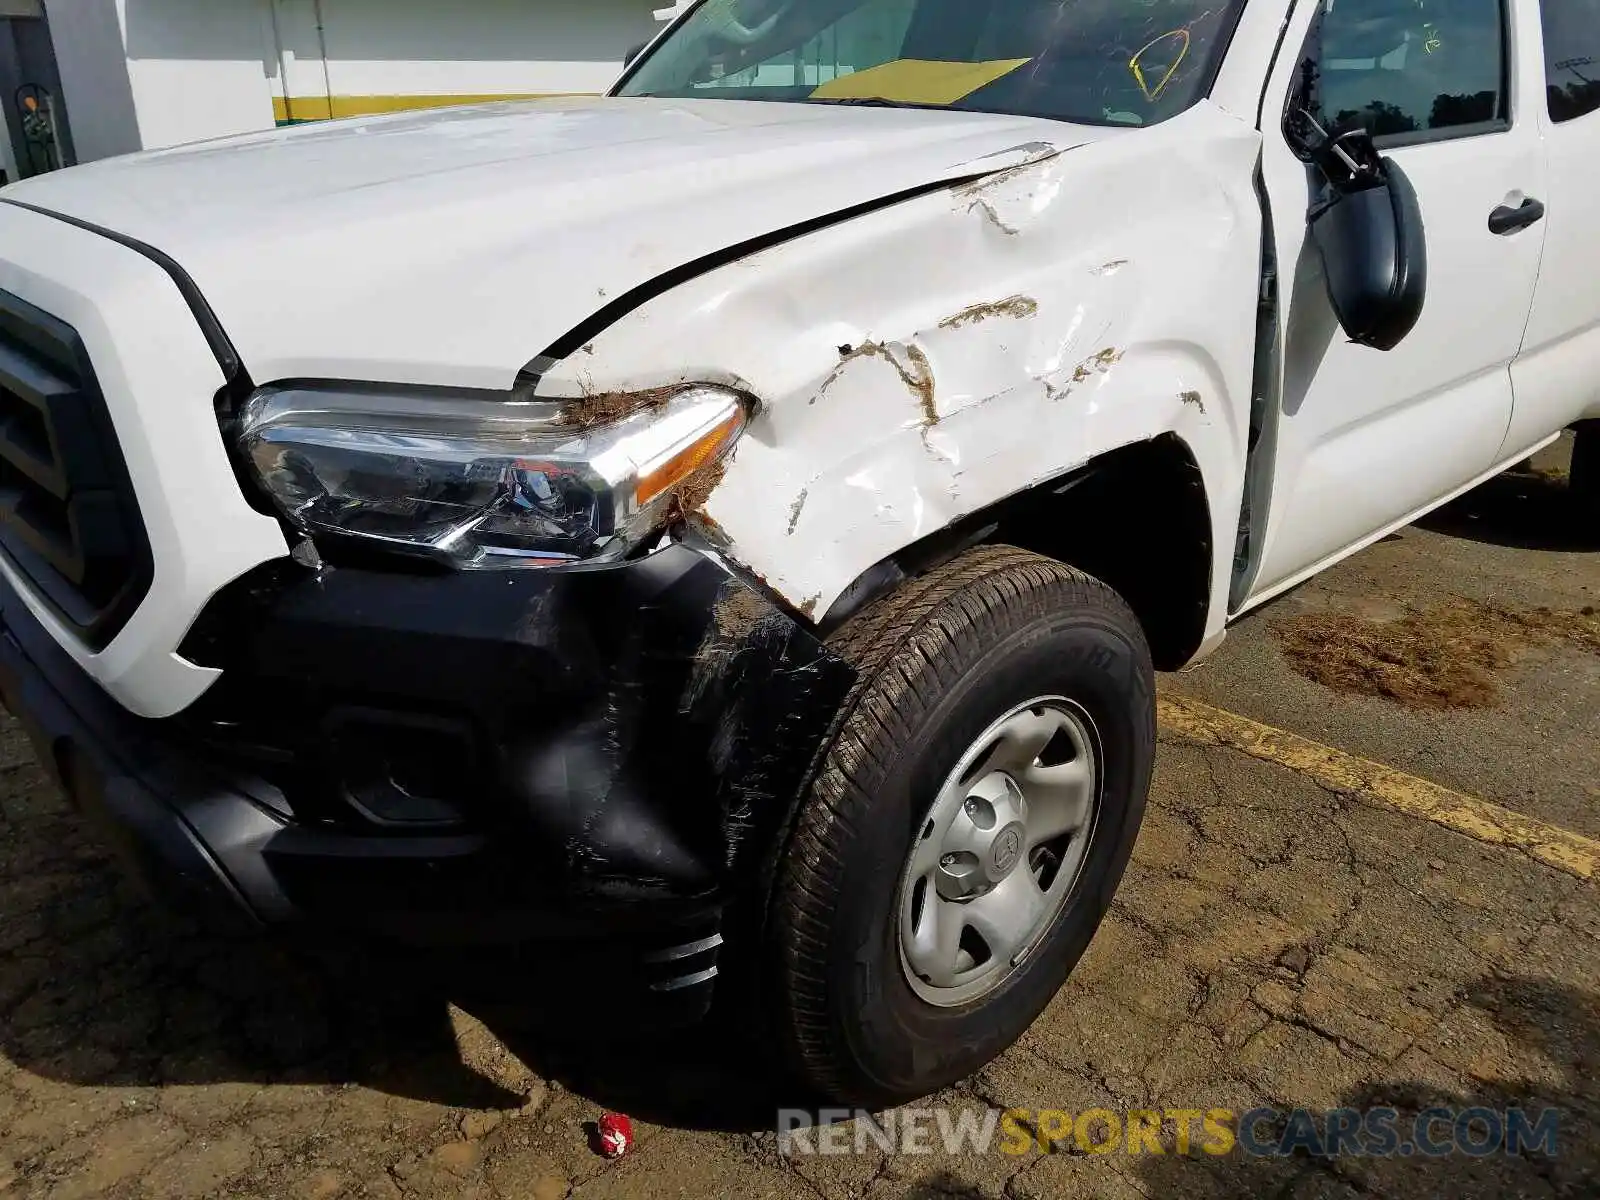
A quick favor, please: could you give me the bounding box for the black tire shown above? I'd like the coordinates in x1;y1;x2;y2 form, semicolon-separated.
769;545;1155;1107
1574;421;1600;527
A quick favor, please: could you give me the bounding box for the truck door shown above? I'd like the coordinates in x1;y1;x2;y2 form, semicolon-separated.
1243;0;1550;606
1503;0;1600;452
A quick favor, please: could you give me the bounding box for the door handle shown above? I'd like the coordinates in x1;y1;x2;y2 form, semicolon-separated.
1488;198;1545;235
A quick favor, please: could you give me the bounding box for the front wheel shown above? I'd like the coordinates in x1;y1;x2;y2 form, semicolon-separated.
768;546;1155;1107
1573;421;1600;528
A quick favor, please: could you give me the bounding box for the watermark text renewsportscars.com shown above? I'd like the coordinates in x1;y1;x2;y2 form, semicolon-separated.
777;1106;1562;1159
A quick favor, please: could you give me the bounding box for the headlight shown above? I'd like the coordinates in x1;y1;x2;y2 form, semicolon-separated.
238;384;747;568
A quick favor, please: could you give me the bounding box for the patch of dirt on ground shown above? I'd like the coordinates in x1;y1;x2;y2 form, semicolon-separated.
1274;600;1600;710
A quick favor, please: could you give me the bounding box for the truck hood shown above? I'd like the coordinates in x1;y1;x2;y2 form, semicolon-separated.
2;96;1102;390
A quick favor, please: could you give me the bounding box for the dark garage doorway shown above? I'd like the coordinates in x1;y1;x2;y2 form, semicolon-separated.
0;0;75;180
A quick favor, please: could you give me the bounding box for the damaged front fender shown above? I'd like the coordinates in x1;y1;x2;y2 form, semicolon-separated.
536;103;1263;645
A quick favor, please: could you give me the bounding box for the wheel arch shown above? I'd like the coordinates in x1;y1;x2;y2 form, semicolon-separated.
820;434;1214;672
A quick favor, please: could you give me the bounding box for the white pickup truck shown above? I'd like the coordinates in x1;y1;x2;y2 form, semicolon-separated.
0;0;1593;1106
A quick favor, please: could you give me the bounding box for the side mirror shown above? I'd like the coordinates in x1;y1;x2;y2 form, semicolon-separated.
624;41;648;67
1292;118;1428;352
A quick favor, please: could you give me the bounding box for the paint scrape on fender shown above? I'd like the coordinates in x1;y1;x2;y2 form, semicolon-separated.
822;340;938;425
787;488;808;535
1072;347;1124;383
953;145;1071;236
966;197;1020;235
952;145;1067;200
939;295;1039;330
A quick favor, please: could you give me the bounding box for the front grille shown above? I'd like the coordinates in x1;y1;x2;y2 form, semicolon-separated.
0;289;151;649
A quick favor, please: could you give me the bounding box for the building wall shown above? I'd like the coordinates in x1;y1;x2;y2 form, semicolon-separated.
39;0;140;161
275;0;660;122
117;0;277;149
41;0;663;164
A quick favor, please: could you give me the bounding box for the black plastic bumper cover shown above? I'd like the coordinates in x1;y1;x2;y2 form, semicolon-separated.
0;543;855;1010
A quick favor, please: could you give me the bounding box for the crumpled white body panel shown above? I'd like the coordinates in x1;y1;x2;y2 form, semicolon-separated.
2;98;1101;391
540;103;1263;641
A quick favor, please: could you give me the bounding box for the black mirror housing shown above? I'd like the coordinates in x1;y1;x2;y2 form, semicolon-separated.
1284;42;1429;353
1308;157;1427;352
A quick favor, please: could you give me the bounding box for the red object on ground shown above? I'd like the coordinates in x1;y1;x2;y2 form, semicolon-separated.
596;1113;634;1159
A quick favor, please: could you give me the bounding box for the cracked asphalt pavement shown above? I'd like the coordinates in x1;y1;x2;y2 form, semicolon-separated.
1;450;1596;1199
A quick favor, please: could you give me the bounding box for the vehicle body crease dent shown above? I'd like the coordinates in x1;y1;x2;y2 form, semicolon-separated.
536;104;1260;643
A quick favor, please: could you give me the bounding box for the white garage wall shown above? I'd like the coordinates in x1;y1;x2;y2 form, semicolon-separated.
312;0;660;109
116;0;276;149
45;0;667;164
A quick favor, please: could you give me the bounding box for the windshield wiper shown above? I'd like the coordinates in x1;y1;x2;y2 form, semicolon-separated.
804;97;952;111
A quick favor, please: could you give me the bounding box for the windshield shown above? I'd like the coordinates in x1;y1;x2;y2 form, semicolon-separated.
616;0;1246;127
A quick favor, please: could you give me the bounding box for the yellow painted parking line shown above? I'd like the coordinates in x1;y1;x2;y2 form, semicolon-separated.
1157;695;1600;883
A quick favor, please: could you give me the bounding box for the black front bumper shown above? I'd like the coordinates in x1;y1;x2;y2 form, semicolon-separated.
0;544;854;1016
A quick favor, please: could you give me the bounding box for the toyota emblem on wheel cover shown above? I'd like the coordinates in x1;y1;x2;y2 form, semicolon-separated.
991;826;1023;876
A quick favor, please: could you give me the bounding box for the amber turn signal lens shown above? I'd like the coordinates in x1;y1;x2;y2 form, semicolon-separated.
633;402;745;507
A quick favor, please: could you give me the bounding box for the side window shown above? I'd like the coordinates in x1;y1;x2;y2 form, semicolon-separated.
1541;0;1600;122
1298;0;1507;143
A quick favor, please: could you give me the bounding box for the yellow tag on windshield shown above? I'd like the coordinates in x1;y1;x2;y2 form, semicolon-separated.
810;58;1032;106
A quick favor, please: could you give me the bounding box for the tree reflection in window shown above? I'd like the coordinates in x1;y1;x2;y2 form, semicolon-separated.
1548;53;1599;123
1313;0;1505;141
1333;100;1417;137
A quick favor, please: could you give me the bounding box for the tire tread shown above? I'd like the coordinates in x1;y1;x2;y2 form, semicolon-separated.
771;545;1151;1099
